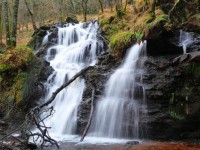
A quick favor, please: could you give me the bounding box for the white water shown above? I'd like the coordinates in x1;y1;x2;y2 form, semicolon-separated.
89;42;147;139
42;31;51;46
179;30;193;54
39;22;104;140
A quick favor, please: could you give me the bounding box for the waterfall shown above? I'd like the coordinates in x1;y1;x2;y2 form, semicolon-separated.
179;30;193;54
89;42;147;139
42;31;51;46
40;22;104;140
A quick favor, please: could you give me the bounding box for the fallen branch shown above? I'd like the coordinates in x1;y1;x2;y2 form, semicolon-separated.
27;65;92;148
39;66;92;109
0;66;93;149
80;87;95;142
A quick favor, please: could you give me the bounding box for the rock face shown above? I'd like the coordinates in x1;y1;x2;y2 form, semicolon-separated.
158;0;200;32
23;58;53;109
77;52;118;134
77;30;200;141
144;52;200;140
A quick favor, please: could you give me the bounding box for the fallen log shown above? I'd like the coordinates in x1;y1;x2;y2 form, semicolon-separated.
39;66;92;109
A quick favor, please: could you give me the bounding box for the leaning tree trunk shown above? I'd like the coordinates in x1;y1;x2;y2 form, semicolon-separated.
3;0;11;46
24;0;37;30
11;0;20;47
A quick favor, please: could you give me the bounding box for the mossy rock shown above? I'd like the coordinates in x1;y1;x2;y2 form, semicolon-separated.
0;71;27;118
109;31;136;59
66;16;79;24
27;28;47;50
0;46;34;73
168;0;200;30
185;63;200;78
183;14;200;32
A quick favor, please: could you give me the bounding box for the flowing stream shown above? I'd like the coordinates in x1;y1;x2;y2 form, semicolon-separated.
179;30;193;54
89;42;147;139
40;22;104;140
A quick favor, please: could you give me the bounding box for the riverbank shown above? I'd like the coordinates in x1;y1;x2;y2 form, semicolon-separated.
43;141;200;150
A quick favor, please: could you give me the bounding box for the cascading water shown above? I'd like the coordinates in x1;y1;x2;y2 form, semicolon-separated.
89;42;147;139
179;30;193;54
42;31;51;46
40;22;104;140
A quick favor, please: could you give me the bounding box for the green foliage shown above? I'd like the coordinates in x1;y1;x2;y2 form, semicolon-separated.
134;29;144;42
0;71;27;119
170;93;175;104
169;110;185;120
116;5;124;18
100;19;110;26
109;31;135;59
0;46;34;73
0;43;6;53
14;72;28;104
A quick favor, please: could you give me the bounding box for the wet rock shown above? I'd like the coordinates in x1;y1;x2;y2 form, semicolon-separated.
126;141;140;146
23;57;53;108
0;120;8;127
77;53;118;134
48;28;58;44
144;51;200;140
65;16;79;24
27;142;37;149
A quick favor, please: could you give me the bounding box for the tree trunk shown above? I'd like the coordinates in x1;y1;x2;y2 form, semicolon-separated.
24;0;37;30
3;0;11;46
11;0;20;47
108;0;113;12
82;0;88;22
69;0;76;14
124;0;128;12
97;0;104;13
58;0;64;23
131;0;137;13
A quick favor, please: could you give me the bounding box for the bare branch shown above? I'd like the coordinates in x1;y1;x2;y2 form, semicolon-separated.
80;87;95;142
39;65;92;109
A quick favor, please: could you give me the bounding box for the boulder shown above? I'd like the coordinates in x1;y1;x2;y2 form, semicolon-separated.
65;16;79;24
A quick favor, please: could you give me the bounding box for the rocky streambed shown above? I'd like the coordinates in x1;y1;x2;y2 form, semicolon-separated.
42;141;200;150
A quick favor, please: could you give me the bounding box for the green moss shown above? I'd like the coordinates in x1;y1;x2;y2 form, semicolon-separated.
109;31;135;59
109;26;118;34
186;63;200;78
100;19;110;26
0;46;34;73
0;70;28;119
13;72;28;104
